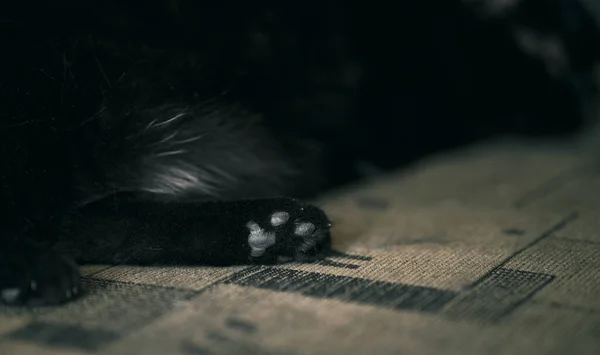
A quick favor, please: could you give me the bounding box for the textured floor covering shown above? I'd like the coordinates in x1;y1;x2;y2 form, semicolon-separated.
1;137;599;355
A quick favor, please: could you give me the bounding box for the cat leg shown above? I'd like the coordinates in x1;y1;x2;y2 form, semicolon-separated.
56;197;332;266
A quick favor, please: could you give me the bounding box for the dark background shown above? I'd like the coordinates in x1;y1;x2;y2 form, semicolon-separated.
3;0;599;187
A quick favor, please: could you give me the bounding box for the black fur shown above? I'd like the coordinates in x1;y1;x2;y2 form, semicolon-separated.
0;0;598;306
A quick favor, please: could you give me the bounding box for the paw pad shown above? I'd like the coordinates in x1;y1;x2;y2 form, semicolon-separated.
247;221;276;257
294;222;316;236
1;288;20;303
270;211;290;226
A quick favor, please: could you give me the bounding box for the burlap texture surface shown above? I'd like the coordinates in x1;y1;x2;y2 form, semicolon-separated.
1;138;599;355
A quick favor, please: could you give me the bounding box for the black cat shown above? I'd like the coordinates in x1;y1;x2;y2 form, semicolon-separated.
0;0;597;306
0;0;360;306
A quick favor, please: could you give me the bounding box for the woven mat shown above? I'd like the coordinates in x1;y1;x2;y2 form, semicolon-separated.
1;138;599;355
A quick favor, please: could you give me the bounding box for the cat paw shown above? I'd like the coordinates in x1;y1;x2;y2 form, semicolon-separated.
1;250;81;307
245;198;332;264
